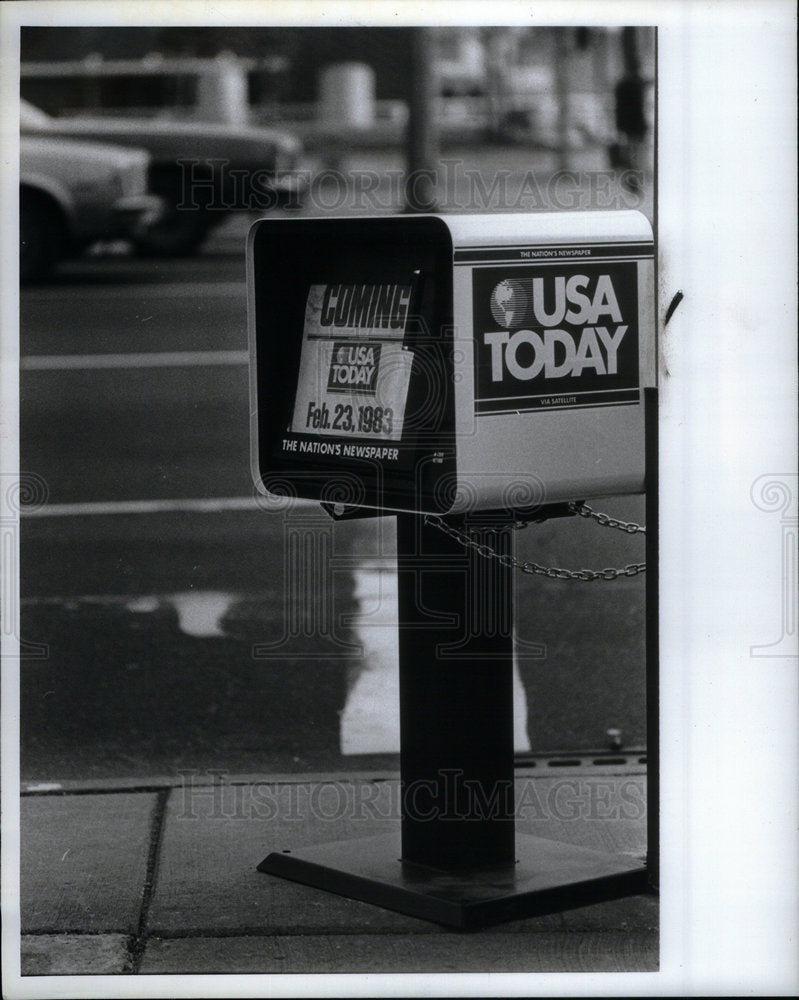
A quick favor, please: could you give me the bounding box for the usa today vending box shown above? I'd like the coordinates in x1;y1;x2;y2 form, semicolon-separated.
247;212;654;515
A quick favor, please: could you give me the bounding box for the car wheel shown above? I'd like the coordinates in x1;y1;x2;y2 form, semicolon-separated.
20;191;67;283
133;206;216;257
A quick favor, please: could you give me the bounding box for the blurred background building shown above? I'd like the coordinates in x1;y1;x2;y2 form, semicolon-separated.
21;26;654;168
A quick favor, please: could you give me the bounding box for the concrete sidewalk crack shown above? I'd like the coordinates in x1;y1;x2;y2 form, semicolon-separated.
127;787;170;973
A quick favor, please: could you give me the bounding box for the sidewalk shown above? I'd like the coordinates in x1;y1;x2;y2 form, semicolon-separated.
17;765;657;977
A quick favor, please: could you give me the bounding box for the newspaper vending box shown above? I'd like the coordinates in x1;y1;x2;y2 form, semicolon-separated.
247;212;656;929
248;211;654;515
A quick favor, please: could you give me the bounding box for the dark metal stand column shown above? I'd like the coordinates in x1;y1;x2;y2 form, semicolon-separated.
397;513;516;870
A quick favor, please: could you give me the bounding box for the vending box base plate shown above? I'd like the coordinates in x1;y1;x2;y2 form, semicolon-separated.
258;832;647;930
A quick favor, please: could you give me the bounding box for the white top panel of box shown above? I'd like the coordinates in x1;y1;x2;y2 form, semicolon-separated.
440;210;653;249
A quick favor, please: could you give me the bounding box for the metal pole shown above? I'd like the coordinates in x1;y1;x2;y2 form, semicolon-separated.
397;513;516;871
554;27;571;174
645;386;659;891
405;27;440;213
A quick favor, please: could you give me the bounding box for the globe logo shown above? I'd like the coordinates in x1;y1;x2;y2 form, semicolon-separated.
490;279;528;328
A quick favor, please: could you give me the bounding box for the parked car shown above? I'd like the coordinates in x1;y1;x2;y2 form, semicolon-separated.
20;99;308;257
20;133;162;282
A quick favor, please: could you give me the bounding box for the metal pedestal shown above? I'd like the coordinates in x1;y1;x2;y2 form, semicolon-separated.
259;477;652;928
259;832;646;931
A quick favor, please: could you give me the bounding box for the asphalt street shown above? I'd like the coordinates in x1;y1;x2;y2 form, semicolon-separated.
17;210;649;782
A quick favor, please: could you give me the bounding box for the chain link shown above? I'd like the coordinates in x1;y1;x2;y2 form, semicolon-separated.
566;501;646;535
423;510;646;582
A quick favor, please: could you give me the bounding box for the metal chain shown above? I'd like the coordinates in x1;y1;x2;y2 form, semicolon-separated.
423;511;646;582
566;501;646;535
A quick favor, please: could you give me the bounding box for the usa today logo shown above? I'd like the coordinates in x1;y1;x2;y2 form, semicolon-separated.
485;272;629;380
327;341;381;393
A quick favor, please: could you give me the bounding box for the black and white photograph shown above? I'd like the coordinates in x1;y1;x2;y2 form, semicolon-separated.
1;2;796;997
